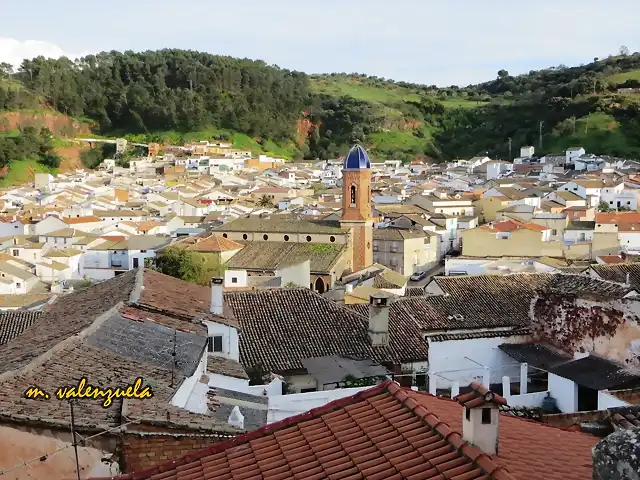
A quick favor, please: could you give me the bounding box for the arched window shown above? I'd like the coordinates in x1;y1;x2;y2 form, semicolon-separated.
350;185;357;207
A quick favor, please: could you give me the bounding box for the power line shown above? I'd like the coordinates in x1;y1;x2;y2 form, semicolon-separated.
1;334;197;477
0;419;140;477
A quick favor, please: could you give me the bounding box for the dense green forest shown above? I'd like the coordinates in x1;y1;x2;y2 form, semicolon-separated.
2;49;640;163
0;126;60;168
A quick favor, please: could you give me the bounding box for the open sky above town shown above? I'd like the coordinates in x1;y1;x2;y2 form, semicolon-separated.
2;0;640;86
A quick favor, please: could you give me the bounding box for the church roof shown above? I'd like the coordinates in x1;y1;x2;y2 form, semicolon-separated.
344;144;371;170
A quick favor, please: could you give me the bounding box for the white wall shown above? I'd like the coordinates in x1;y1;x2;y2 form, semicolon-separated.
267;387;370;423
504;390;548;408
171;352;207;410
597;390;631;410
224;269;248;288
208;373;249;393
247;378;284;398
427;336;525;387
548;373;578;413
204;321;240;361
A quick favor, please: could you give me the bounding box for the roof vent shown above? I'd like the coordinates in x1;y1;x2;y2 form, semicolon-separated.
453;314;464;321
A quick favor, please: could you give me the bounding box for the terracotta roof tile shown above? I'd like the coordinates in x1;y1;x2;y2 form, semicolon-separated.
140;269;238;328
93;381;597;480
454;382;508;408
226;289;429;372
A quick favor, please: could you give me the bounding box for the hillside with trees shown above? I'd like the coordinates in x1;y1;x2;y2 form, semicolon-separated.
1;47;640;170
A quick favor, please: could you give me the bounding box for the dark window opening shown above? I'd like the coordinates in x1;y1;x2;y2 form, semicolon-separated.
306;235;312;242
465;408;470;421
350;185;356;206
284;235;289;241
223;233;228;238
263;234;269;241
232;277;238;284
330;236;335;243
207;335;223;353
481;408;491;424
243;234;248;240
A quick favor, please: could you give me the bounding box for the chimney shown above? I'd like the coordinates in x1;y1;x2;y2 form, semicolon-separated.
368;292;392;346
227;406;244;430
345;284;354;294
210;277;224;315
454;382;508;456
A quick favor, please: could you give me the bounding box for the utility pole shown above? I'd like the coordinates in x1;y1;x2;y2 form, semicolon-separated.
188;79;193;91
539;121;544;150
508;137;512;160
69;401;81;480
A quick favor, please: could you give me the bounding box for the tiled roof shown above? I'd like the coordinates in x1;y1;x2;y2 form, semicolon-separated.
139;269;238;328
455;381;508;408
373;228;427;241
429;328;531;342
0;270;138;374
207;356;249;380
226;289;429;372
176;234;244;253
95;381;598;480
62;215;103;224
225;242;347;273
372;268;407;289
0;310;43;345
214;217;346;234
590;263;640;290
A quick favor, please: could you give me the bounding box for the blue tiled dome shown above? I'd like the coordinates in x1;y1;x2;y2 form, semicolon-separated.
343;144;371;170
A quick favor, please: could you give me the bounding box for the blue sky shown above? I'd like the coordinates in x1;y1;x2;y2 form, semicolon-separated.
1;0;639;86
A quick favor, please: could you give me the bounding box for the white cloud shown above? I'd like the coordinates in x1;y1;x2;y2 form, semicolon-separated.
0;37;88;69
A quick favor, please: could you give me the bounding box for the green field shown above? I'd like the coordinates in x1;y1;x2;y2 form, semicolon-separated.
0;159;56;187
310;76;486;110
607;69;640;85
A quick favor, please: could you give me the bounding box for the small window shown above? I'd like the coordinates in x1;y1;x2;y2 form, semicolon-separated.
243;234;248;240
14;225;18;229
330;236;335;243
140;250;147;253
207;335;223;352
223;233;228;238
16;282;21;288
263;234;269;241
465;408;471;421
551;229;557;235
306;235;312;242
284;235;289;241
628;201;631;205
232;277;238;284
482;408;492;424
12;249;18;257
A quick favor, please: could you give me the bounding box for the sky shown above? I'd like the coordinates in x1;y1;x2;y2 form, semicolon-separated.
1;0;639;86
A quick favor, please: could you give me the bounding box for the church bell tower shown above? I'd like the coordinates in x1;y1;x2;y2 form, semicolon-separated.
340;144;373;273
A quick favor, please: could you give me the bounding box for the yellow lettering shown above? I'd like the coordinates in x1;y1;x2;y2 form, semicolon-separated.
24;386;49;400
76;378;87;398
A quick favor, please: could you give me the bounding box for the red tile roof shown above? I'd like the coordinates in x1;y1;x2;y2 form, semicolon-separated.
63;215;103;224
455;381;508;408
596;212;640;224
597;254;627;265
92;381;597;480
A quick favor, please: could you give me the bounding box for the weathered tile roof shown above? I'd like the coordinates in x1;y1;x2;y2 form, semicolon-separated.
139;269;238;328
225;241;347;273
207;356;249;380
175;234;243;253
0;269;138;374
214;216;346;234
226;289;429;372
95;380;598;480
498;343;572;370
591;263;640;290
373;228;427;241
0;310;43;345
